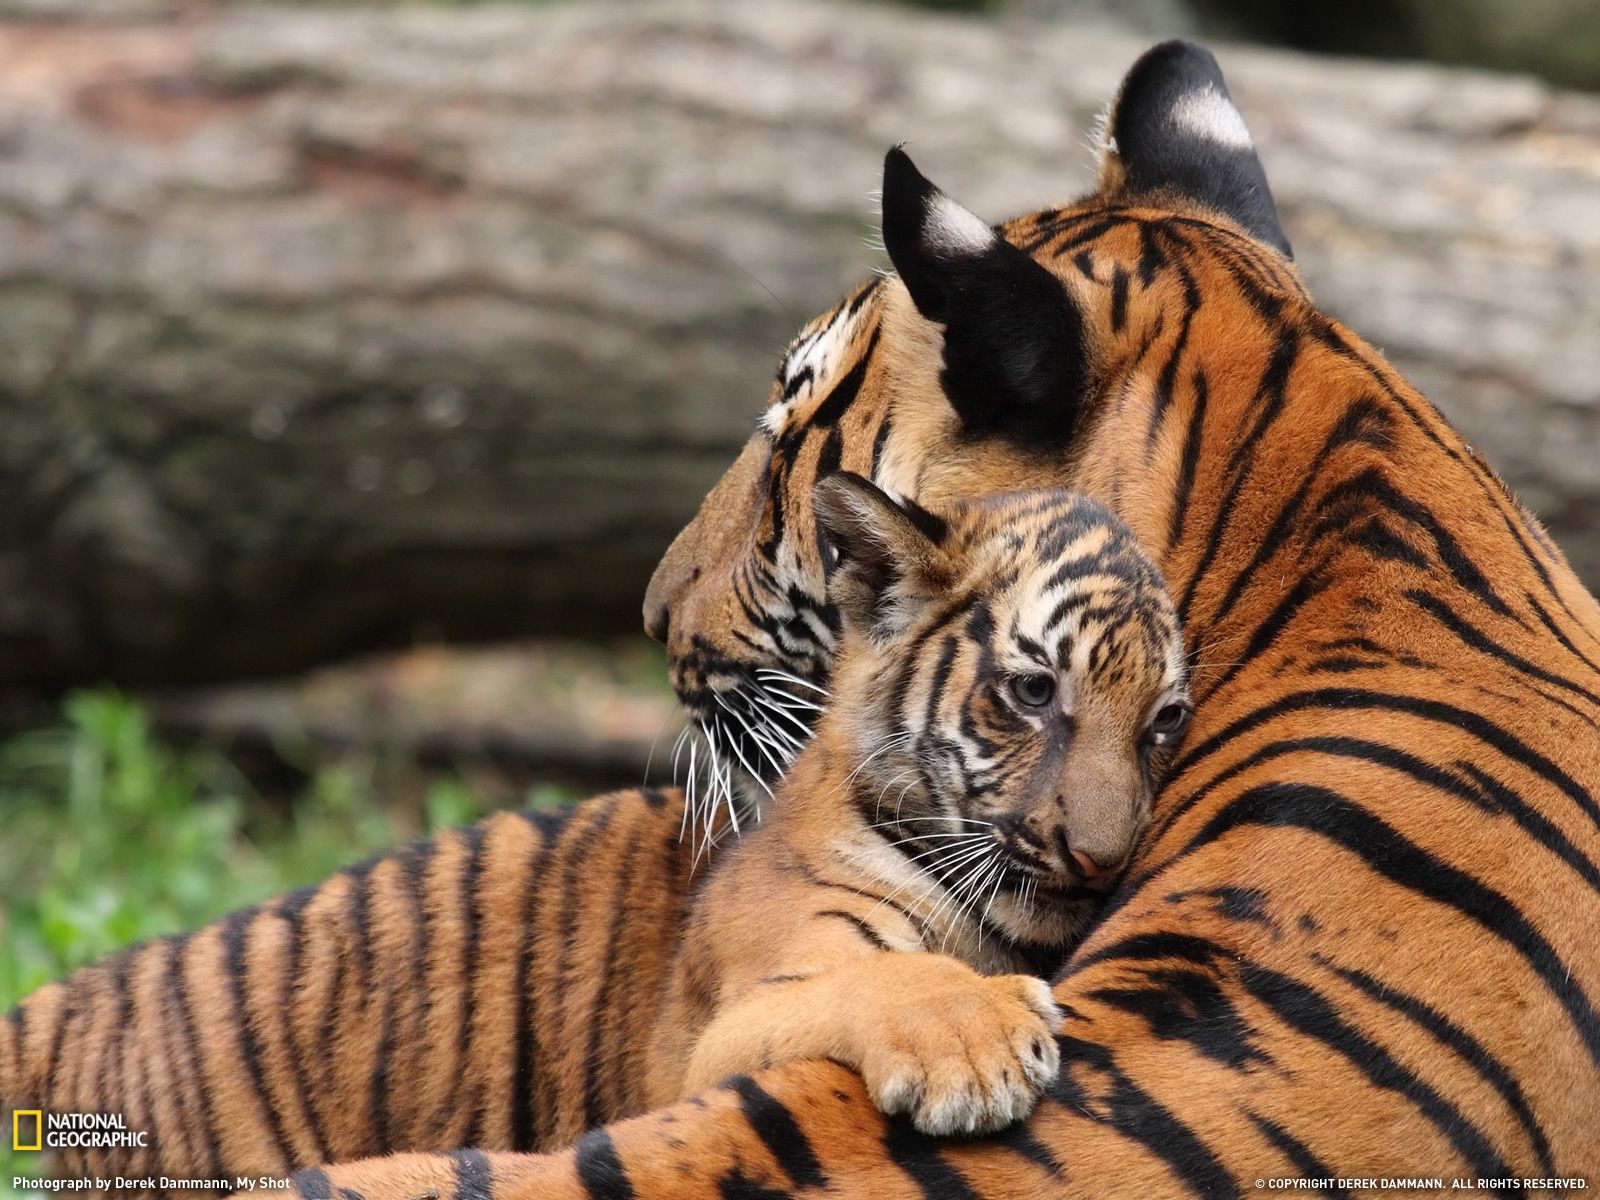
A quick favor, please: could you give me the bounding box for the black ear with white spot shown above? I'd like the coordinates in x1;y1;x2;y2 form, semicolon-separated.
881;147;1087;445
1099;40;1291;258
813;471;951;642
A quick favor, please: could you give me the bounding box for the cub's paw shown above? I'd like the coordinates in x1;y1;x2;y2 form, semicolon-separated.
859;970;1061;1136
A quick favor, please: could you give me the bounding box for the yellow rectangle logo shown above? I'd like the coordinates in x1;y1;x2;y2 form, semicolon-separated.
12;1109;42;1151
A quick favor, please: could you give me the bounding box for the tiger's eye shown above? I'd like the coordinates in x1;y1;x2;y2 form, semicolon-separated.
1009;674;1056;708
1149;701;1192;742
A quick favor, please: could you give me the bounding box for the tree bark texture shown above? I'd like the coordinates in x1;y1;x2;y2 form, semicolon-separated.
0;1;1596;689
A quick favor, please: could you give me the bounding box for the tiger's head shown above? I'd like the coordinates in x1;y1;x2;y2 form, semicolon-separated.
810;474;1188;939
643;40;1304;819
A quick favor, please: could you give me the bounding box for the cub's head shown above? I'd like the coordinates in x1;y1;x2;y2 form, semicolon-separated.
812;474;1188;938
644;41;1301;820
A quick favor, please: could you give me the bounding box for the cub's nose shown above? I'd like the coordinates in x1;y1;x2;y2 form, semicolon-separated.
1066;848;1118;890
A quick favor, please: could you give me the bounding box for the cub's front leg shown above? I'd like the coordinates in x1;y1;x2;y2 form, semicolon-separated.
683;951;1061;1136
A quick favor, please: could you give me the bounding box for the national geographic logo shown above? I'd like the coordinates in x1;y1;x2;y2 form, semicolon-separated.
12;1110;41;1152
11;1110;148;1151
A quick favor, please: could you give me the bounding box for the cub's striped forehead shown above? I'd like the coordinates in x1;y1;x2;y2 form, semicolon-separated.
952;490;1162;587
946;489;1182;681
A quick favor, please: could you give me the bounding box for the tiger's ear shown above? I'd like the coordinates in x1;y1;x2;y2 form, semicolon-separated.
1097;40;1291;258
881;147;1087;445
812;471;953;642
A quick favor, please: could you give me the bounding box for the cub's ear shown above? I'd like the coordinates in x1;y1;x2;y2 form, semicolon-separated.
881;147;1086;445
812;471;952;642
1097;39;1291;258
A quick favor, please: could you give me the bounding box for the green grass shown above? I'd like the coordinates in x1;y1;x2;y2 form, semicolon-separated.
0;691;576;1194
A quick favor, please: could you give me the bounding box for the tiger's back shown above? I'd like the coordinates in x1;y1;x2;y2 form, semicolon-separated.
0;787;696;1188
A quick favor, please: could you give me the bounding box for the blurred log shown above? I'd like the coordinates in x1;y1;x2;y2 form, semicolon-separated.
0;1;1596;689
145;640;679;798
151;702;665;800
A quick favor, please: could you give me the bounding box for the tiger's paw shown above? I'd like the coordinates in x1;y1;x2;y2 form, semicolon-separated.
858;968;1061;1137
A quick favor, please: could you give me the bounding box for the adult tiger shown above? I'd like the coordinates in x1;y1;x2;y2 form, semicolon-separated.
287;38;1600;1199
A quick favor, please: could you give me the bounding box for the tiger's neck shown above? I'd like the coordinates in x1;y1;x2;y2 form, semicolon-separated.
1075;304;1539;701
1070;289;1600;858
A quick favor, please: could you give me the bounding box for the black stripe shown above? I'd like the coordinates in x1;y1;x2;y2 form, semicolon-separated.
164;936;225;1180
510;810;570;1151
806;327;880;430
723;1075;828;1189
1183;783;1600;1074
1318;958;1554;1174
275;887;332;1162
450;1148;493;1200
1144;256;1199;450
921;635;960;736
574;1129;636;1200
1306;466;1517;623
1526;592;1600;682
1136;221;1167;285
118;958;162;1181
1349;516;1431;568
345;862;374;993
1202;560;1333;700
779;365;812;402
1069;931;1229;974
395;836;436;1149
542;802;622;1136
1147;735;1600;900
40;982;75;1094
816;425;843;483
584;830;647;1128
221;909;296;1166
454;824;489;1145
1312;322;1563;621
368;995;394;1154
791;863;932;945
1239;962;1512;1176
6;1002;26;1100
1052;1034;1238;1198
718;1168;791;1200
881;1119;981;1200
986;1121;1065;1177
813;909;892;951
1175;329;1298;628
293;1169;333;1200
868;414;893;481
1084;964;1268;1071
1223;326;1300;480
1306;656;1386;673
1109;264;1129;332
1165;369;1208;554
1246;1114;1347;1194
1406;588;1600;714
1029;214;1126;257
885;587;981;731
1166;687;1600;837
1208;395;1394;630
847;279;879;316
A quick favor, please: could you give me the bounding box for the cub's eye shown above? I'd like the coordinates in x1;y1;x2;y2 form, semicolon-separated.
1008;674;1056;709
1148;701;1192;743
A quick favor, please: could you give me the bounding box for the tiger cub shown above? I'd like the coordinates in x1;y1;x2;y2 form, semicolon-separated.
644;473;1191;1136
